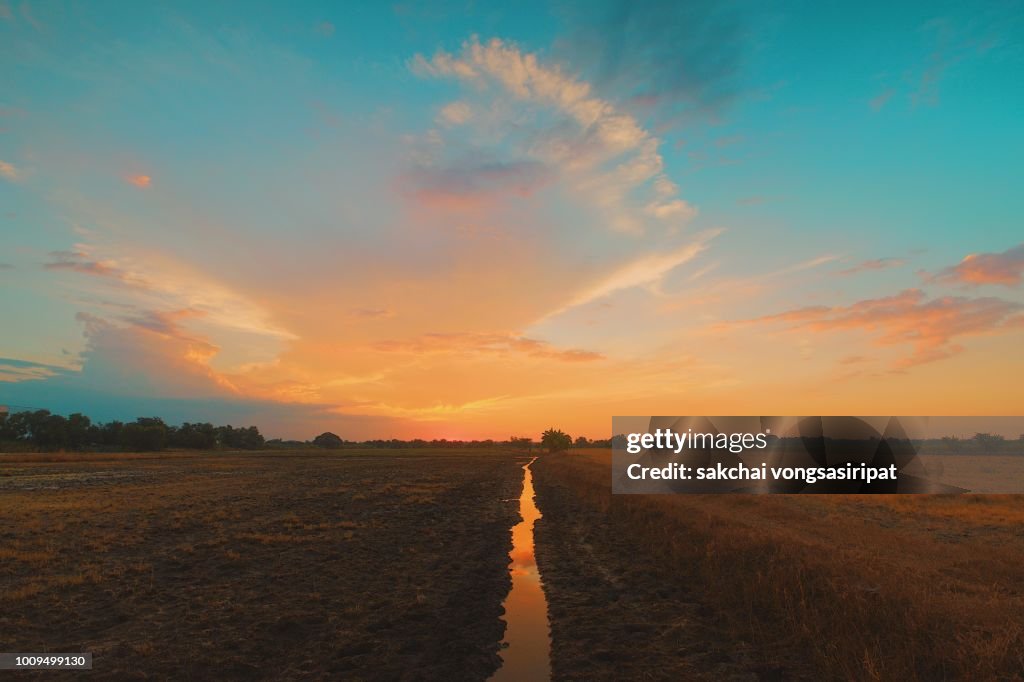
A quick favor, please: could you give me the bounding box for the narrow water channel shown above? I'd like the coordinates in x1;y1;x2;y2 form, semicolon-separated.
491;457;551;681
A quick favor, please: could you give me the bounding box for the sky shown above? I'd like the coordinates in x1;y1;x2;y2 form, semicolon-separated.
1;0;1023;440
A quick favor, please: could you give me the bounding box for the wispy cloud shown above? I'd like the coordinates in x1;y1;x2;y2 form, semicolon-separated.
0;159;21;181
930;243;1024;287
375;332;604;363
342;394;513;421
0;357;70;383
733;288;1024;368
40;242;294;375
869;88;895;112
541;231;719;320
839;257;907;276
18;1;42;31
777;254;841;275
437;101;473;126
402;159;552;208
411;37;696;235
44;250;135;281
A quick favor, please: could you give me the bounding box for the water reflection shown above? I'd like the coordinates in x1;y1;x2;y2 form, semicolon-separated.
491;457;551;681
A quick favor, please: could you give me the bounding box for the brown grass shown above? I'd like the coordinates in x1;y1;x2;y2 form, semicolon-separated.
534;450;1024;681
0;448;525;680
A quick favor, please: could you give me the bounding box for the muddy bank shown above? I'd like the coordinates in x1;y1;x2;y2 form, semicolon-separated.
1;450;524;681
531;454;761;682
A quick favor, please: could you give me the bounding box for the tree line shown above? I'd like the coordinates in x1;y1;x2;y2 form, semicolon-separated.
0;410;264;452
278;429;612;452
0;409;612;453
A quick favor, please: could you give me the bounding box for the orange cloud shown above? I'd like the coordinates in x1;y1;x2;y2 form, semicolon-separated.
126;174;152;188
737;289;1024;368
42;243;292;345
0;159;20;181
932;243;1024;287
374;332;604;363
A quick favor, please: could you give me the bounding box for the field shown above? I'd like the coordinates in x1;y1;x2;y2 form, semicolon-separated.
0;449;525;680
532;451;1024;681
3;448;1023;681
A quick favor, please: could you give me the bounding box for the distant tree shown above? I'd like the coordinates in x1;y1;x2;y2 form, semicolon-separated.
574;436;589;448
509;436;532;450
65;413;92;449
169;422;217;449
940;435;962;453
99;420;124;448
216;424;265;450
313;432;344;449
239;426;265;449
1;410;31;441
0;410;25;440
31;411;70;450
541;428;572;453
121;418;168;451
972;432;1005;453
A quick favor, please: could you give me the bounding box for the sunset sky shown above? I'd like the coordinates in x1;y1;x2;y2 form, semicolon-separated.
1;1;1023;439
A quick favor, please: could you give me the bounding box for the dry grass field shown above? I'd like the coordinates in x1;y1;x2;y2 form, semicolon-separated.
532;450;1024;681
0;449;525;681
4;446;1022;681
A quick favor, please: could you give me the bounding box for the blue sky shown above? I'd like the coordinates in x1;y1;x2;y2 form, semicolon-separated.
1;0;1022;438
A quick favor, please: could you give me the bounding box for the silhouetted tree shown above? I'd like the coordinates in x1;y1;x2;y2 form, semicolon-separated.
0;410;29;440
99;420;124;448
31;411;70;450
216;425;265;450
313;432;344;449
66;413;92;450
169;422;217;449
541;428;572;453
121;417;169;451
